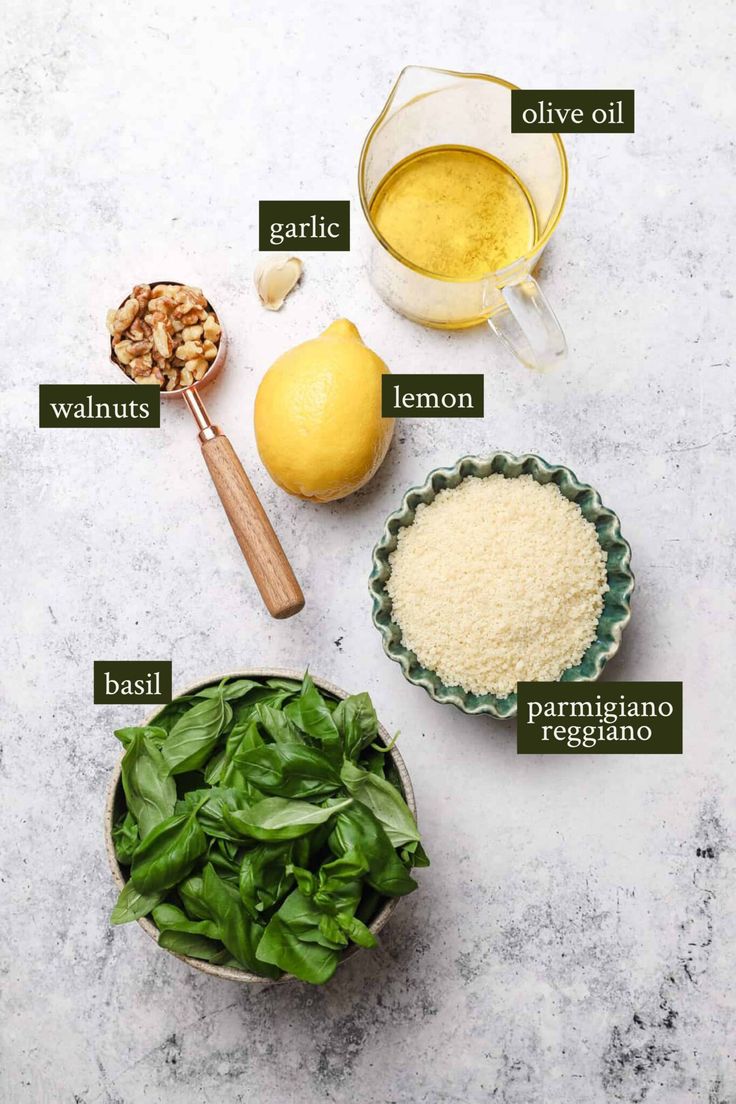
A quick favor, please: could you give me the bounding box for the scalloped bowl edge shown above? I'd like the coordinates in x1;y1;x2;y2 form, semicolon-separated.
369;453;635;720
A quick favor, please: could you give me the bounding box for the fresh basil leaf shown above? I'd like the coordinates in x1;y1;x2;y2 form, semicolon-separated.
310;856;364;918
177;874;210;921
203;749;226;785
112;811;139;865
201;864;280;978
337;912;377;949
229;701;257;730
265;678;303;693
328;803;417;897
130;804;207;894
110;879;162;925
286;674;340;754
223;796;352;842
239;842;296;918
162;694;232;775
196;678;261;702
318;849;369;888
404;840;430;868
218;837;240;862
148;701;191;735
114;724;168;750
175;786;252;840
319;914;348;946
256;890;342;983
174;789;208;816
289;863;317;897
333;693;378;761
340;760;420;848
231;688;293;725
208;839;242;887
253;703;305;745
120;731;177;840
152;902;221;940
219;719;266;790
233;745;341;800
294;875;363;924
157;929;232;964
226;719;266;757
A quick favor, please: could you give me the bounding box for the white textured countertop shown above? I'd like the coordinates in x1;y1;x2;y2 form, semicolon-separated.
2;1;735;1101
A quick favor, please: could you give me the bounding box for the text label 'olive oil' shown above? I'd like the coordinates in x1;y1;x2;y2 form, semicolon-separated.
511;90;635;133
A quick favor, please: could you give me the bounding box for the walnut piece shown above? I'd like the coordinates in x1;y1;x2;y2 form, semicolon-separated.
152;321;172;359
108;282;222;389
202;313;221;343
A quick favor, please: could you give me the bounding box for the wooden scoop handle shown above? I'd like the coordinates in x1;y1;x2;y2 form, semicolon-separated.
200;433;304;619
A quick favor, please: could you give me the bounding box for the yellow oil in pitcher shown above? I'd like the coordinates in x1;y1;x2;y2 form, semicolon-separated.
369;145;538;279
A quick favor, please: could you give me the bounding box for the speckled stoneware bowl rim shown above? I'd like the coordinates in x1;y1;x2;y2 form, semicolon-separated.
369;453;635;720
105;668;416;985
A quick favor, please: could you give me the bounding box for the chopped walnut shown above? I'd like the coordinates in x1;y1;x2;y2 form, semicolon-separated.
202;313;221;343
108;282;221;389
187;357;209;381
152;321;172;359
181;324;203;342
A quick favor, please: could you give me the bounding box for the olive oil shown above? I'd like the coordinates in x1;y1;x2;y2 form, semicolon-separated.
369;145;538;279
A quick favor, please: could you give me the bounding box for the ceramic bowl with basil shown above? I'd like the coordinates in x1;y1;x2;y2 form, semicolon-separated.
105;669;427;985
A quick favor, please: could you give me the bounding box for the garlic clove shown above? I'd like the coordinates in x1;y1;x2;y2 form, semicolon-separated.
254;255;304;311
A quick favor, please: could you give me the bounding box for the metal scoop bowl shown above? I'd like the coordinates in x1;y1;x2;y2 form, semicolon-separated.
110;282;304;619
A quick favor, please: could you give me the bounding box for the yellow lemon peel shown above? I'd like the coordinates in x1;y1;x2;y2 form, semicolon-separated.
254;319;394;503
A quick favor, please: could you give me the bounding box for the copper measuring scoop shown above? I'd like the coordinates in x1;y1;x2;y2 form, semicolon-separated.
110;283;304;619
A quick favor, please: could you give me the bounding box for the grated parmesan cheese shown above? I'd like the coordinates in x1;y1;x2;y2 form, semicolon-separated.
386;474;608;697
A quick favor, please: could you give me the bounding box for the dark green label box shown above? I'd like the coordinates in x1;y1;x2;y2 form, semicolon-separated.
382;374;484;418
39;384;160;428
94;661;172;705
517;682;682;754
259;200;350;251
511;90;635;133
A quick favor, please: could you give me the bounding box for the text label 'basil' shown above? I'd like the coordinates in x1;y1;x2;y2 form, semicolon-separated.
94;661;172;705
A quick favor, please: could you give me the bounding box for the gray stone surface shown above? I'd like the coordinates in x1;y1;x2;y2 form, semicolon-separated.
1;1;735;1101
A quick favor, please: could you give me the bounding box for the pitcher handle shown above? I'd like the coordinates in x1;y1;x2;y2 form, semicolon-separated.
487;275;567;371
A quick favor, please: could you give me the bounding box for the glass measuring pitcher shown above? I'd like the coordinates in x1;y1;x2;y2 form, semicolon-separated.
359;67;569;370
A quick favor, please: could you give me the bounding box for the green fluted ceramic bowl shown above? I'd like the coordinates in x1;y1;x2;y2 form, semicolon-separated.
369;453;634;720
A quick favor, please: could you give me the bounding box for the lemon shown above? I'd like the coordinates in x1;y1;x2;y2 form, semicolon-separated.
254;319;394;503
